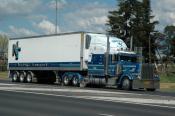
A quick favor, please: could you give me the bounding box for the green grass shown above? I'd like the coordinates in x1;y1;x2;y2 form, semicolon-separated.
160;73;175;83
0;71;8;78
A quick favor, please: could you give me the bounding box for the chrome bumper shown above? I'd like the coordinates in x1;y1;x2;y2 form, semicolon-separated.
132;79;160;90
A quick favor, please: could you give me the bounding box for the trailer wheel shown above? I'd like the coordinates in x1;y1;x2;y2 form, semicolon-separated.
19;72;26;83
72;76;79;87
12;72;19;82
63;75;70;86
26;72;33;83
122;78;132;90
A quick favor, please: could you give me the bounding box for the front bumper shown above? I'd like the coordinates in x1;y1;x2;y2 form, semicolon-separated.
132;79;160;90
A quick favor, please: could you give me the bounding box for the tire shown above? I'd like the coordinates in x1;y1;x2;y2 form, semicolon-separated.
26;73;33;83
63;75;70;86
19;72;26;83
12;72;19;82
122;78;132;90
72;76;79;87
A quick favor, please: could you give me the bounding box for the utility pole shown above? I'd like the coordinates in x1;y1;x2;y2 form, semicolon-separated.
55;0;58;34
149;34;151;63
130;36;133;51
105;34;110;83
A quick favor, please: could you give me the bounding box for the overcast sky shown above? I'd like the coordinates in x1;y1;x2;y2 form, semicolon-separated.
0;0;175;38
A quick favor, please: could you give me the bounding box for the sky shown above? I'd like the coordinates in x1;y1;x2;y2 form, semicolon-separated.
0;0;175;38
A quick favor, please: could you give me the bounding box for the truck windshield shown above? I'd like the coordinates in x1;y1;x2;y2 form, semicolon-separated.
120;55;140;63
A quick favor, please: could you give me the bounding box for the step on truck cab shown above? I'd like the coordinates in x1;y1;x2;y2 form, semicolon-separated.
8;32;159;90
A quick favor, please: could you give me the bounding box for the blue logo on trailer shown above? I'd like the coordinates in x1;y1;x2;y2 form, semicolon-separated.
12;41;21;60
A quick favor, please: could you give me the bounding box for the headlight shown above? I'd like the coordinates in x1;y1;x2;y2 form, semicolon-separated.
154;74;159;78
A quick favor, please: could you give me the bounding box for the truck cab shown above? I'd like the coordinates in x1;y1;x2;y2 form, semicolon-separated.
86;33;160;91
112;52;159;90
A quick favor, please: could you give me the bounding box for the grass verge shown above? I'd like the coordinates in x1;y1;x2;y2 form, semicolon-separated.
160;73;175;83
0;71;8;79
160;83;175;92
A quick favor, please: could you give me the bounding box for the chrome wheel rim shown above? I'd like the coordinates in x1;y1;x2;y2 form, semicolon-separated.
72;77;78;86
122;79;130;90
27;74;32;83
20;74;24;82
64;76;69;85
13;74;18;81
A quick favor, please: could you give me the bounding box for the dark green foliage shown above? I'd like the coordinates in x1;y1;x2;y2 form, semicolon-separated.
164;25;175;57
107;0;158;62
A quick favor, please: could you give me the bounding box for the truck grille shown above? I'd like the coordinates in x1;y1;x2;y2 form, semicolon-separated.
141;63;154;80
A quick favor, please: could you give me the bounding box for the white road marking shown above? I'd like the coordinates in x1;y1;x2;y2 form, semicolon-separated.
0;86;135;95
99;114;114;116
0;83;17;86
1;88;175;109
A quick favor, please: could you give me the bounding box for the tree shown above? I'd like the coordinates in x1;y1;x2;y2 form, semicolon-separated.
0;35;8;59
107;0;139;47
107;0;158;63
164;25;175;57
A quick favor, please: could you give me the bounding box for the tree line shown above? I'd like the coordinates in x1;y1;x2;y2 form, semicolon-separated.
0;35;8;71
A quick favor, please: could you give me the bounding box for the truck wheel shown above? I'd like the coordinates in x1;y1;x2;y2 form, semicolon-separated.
26;73;33;83
12;72;19;82
72;76;79;87
19;72;26;83
63;75;69;86
122;78;132;90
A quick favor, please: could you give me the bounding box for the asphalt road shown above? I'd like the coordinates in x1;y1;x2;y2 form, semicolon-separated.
0;90;175;116
0;78;175;116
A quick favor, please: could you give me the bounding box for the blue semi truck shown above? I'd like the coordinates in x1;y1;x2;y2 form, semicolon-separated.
8;32;160;91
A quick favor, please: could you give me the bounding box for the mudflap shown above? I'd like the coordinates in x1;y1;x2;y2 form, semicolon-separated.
132;79;160;90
